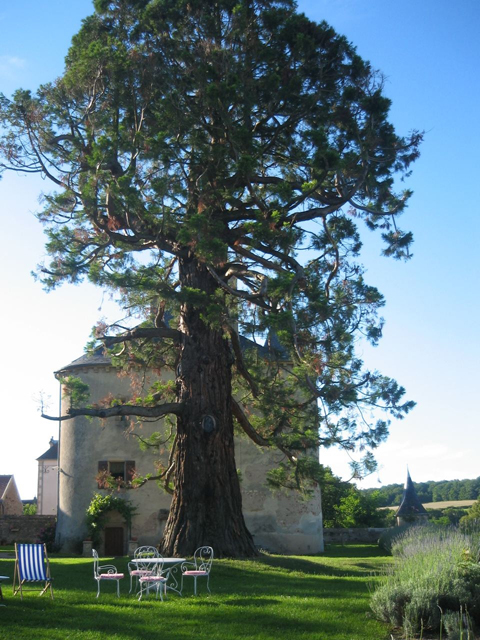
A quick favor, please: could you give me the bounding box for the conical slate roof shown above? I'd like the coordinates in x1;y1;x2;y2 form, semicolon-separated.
55;346;111;375
396;470;427;517
56;332;288;375
37;440;59;461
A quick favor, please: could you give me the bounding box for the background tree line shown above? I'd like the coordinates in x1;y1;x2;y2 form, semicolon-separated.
321;467;395;528
361;477;480;507
322;471;480;528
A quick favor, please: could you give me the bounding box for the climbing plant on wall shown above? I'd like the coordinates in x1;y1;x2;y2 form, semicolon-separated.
85;493;137;546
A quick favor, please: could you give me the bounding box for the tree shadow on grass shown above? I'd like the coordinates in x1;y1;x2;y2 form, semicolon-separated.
0;553;381;603
222;598;281;607
323;544;388;558
247;553;382;579
0;554;389;640
208;565;374;602
0;596;379;640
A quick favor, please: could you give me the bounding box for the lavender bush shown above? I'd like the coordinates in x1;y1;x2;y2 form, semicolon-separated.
371;524;480;638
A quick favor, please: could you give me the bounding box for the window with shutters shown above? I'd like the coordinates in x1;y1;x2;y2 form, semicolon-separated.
97;460;135;489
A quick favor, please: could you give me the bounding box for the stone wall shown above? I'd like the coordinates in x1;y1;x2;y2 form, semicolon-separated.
56;362;323;556
0;519;387;549
0;515;56;545
323;527;387;545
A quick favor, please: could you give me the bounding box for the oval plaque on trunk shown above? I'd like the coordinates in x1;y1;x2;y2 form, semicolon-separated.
201;415;216;433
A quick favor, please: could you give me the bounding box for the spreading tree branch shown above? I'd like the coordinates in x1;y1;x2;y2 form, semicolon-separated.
102;326;182;348
42;402;184;421
231;398;270;447
225;324;259;398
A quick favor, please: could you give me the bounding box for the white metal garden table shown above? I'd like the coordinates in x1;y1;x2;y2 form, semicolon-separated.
131;557;186;596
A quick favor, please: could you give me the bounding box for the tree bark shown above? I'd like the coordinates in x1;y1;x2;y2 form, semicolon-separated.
160;255;258;557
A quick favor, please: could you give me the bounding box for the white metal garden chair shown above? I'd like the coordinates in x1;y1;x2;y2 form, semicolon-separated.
137;555;169;601
180;546;214;595
92;549;124;598
127;545;159;593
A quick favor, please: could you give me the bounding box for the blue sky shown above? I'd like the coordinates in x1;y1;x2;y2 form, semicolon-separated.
1;1;479;499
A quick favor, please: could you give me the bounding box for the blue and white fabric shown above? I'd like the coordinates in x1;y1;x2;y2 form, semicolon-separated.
17;544;49;582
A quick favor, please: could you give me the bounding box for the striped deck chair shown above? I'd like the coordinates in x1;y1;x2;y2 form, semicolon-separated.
13;543;54;599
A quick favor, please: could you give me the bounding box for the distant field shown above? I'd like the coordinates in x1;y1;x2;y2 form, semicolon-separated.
380;499;476;511
423;499;475;509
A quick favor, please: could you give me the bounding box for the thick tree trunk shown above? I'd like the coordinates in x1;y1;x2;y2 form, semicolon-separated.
160;255;258;557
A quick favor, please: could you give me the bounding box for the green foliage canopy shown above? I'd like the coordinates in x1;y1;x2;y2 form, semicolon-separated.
0;0;421;540
22;503;38;516
460;497;480;527
318;466;392;528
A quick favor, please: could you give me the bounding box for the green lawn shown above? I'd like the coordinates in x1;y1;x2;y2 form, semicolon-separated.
0;545;392;640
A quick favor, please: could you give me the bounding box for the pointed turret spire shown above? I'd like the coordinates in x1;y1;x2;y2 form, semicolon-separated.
396;468;428;525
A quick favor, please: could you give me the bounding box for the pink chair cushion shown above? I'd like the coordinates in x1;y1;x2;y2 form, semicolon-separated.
139;576;167;583
131;570;153;576
99;573;124;579
183;570;208;576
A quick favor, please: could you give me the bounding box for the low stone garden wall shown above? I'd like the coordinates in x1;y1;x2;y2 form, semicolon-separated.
323;527;387;545
0;515;56;545
0;519;388;550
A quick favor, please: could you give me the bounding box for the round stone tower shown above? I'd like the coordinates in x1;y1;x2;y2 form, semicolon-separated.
55;347;324;555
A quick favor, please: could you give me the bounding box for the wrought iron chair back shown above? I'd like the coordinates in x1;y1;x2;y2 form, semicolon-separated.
180;546;214;595
92;549;124;598
194;546;214;573
136;546;157;556
138;555;168;601
128;545;159;593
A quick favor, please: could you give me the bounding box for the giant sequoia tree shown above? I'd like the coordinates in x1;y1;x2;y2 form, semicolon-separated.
0;0;421;557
